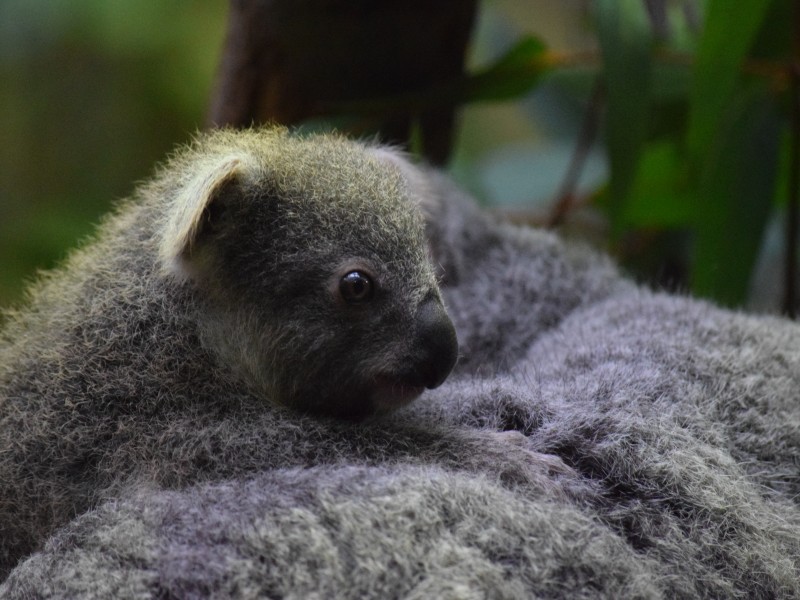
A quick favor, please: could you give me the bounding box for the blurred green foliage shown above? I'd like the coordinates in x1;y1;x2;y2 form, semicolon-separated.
594;0;789;307
1;0;797;312
597;0;791;305
0;0;226;306
458;0;796;310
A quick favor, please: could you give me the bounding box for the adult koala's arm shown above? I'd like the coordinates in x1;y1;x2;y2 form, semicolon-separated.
0;467;660;600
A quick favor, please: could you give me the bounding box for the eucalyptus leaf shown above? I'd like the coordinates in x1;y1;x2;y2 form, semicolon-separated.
692;87;780;305
595;0;653;231
685;0;772;164
623;142;693;228
465;36;549;103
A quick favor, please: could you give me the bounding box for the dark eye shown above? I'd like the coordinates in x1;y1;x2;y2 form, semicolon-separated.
339;270;374;304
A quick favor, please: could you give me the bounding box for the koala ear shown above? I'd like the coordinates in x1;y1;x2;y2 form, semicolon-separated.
159;154;250;281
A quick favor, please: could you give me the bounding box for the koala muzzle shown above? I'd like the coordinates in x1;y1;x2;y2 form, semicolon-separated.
409;296;459;390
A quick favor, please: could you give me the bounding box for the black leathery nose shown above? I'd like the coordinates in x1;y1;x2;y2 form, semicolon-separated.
412;295;459;389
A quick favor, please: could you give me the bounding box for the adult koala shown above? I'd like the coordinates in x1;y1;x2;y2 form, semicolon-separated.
4;128;799;599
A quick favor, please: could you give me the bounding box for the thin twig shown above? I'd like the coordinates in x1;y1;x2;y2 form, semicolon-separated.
547;79;605;228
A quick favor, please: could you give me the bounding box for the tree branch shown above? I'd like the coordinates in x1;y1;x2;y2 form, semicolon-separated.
547;79;605;228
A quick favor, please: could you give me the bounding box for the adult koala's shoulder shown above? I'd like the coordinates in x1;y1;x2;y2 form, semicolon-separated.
398;161;631;374
0;126;458;575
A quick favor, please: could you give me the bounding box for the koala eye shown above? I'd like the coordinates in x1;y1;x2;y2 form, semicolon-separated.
339;270;374;304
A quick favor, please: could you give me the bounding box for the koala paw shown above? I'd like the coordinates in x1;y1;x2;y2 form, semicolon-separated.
457;429;585;500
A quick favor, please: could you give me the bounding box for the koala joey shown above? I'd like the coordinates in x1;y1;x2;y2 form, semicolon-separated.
157;128;459;417
0;127;460;573
3;126;457;420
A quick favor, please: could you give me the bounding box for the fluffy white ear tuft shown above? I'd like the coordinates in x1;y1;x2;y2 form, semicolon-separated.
159;154;248;281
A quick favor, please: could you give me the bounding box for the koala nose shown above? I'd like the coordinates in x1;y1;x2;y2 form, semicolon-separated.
411;295;459;389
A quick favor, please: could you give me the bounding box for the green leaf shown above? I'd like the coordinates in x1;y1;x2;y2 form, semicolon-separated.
464;36;549;102
692;87;781;305
685;0;772;164
623;142;693;228
594;0;653;232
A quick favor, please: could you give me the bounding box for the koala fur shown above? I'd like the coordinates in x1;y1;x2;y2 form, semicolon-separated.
0;127;479;575
3;129;800;598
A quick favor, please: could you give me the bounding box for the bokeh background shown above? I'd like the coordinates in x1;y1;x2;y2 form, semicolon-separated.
1;0;797;315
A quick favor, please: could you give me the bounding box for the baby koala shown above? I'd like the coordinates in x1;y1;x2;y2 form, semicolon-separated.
2;127;457;418
164;128;458;416
0;127;458;573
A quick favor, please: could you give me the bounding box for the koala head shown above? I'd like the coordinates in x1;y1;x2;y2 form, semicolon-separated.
158;128;458;419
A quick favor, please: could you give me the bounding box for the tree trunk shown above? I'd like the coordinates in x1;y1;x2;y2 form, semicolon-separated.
208;0;477;164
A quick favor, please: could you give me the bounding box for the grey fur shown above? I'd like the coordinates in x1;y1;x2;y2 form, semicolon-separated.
2;468;659;599
0;127;475;575
2;129;800;598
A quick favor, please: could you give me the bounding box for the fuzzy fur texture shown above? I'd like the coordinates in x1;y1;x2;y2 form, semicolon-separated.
0;127;465;575
2;130;800;598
